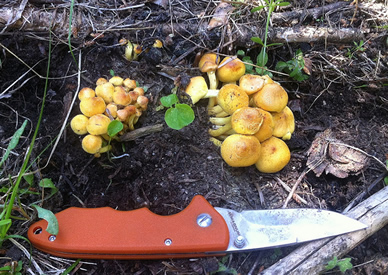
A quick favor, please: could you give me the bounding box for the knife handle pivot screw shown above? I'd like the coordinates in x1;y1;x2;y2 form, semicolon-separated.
48;235;56;242
164;238;172;246
234;235;245;248
197;213;212;228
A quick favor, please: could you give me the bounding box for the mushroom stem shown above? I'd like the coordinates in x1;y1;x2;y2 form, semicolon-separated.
209;116;231;126
208;123;233;137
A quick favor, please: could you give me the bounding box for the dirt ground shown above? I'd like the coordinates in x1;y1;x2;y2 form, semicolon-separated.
0;0;388;274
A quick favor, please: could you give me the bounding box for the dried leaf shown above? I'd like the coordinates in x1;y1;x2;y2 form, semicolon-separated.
306;129;369;178
207;3;235;31
303;57;312;75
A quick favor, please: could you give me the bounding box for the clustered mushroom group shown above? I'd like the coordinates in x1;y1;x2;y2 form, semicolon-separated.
186;53;295;173
70;76;149;157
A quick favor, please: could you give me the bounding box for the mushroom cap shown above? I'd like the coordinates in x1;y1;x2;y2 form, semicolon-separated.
78;87;95;101
70;114;89;135
254;108;275;142
255;136;290;173
216;57;246;83
272;106;295;140
123;78;137;90
82;134;103;154
252;83;288;112
96;78;108;86
221;134;261;167
184;76;209;104
95;82;115;104
133;87;145;96
109;76;124;86
137;95;149;110
198;53;220;73
105;103;118;118
231;107;263;135
80;96;106;117
113;86;132;106
117;105;136;121
217;84;249;115
239;74;266;95
86;114;111;135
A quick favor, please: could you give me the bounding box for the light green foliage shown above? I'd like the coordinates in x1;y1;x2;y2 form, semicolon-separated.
325;256;353;273
0;260;23;275
109;69;115;76
32;205;59;236
160;94;194;130
0;120;28;169
250;0;289;76
384;159;388;185
275;49;309;81
346;40;366;59
107;120;124;137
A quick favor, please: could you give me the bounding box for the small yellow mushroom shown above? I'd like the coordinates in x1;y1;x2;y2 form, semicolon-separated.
255;136;290;173
254;108;275;142
272;106;295;140
78;87;95;101
86;114;111;135
95;82;115;104
221;134;261;167
82;134;111;157
109;76;124;86
70;114;89;135
80;96;106;117
252;83;288;113
216;57;246;83
217;84;249;115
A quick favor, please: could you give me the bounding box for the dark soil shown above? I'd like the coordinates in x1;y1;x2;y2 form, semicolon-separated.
0;1;388;274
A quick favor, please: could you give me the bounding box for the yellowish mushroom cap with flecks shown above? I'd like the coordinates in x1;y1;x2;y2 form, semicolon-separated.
78;87;95;101
255;136;290;173
231;107;263;135
254;108;275;142
216;57;245;83
217;84;249;115
252;83;288;113
221;134;261;167
70;114;89;135
95;82;115;104
113;86;132;106
82;134;103;154
239;74;266;95
80;96;106;117
86;114;111;135
109;76;124;86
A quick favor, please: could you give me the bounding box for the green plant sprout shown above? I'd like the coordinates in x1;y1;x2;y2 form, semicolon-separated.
251;0;289;76
160;94;194;130
210;256;238;275
0;260;23;275
325;256;353;273
275;49;309;81
346;40;366;59
384;158;388;185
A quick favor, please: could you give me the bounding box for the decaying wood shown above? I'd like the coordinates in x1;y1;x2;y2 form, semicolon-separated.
120;124;164;142
0;4;375;46
261;185;388;274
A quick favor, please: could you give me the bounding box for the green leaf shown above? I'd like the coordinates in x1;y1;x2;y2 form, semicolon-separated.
0;120;28;168
257;49;268;67
23;174;34;185
266;42;283;47
325;256;338;270
338;258;353;273
39;178;58;200
242;56;254;73
32;205;59;235
164;104;194;130
109;69;115;76
251;37;264;46
107;120;124;137
237;50;245;56
275;61;288;71
251;6;265;13
276;1;290;6
160;94;179;108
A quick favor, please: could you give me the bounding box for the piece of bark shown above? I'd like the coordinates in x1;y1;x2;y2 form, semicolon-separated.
0;5;370;45
261;185;388;274
119;123;164;142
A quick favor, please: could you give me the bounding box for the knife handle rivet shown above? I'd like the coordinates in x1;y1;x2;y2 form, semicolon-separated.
164;238;172;246
48;235;56;242
234;235;246;248
197;213;212;228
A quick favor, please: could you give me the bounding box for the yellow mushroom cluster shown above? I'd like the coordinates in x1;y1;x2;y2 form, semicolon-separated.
70;76;149;157
185;53;295;173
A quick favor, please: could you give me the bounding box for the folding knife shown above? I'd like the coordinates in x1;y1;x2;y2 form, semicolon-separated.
28;195;366;259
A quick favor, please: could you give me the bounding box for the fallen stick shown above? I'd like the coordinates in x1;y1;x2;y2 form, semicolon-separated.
261;184;388;274
119;123;164;142
0;5;373;45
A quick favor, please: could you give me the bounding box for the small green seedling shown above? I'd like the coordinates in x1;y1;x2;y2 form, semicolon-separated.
325;256;353;273
107;120;124;137
346;40;366;59
109;69;115;77
0;260;23;275
160;94;194;130
250;0;289;76
275;49;309;81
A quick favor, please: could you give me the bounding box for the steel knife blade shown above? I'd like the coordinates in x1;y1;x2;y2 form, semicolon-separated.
28;195;366;259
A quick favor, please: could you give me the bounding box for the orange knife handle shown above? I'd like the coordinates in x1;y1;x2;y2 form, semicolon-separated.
28;195;229;259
